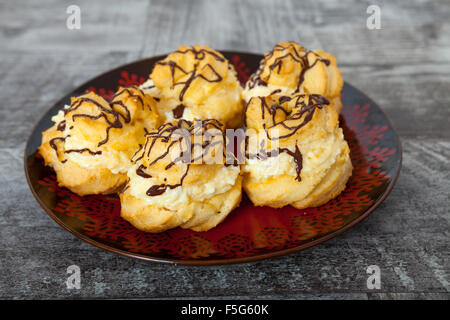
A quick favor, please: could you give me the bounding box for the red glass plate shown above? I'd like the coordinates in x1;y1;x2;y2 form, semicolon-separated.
24;51;402;265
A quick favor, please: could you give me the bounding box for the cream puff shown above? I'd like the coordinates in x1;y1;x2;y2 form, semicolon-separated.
120;119;242;232
243;93;352;209
141;45;244;128
243;41;343;113
39;87;160;195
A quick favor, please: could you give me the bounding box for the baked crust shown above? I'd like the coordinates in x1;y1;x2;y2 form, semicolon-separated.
147;45;244;128
243;93;352;209
120;119;242;232
38;88;160;195
243;41;344;113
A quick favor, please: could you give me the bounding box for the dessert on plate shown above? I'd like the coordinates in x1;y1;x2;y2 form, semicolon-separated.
37;42;353;233
243;93;352;209
119;119;242;232
38;87;160;195
140;45;244;128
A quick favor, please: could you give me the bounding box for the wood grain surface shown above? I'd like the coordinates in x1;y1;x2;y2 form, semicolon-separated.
0;0;448;299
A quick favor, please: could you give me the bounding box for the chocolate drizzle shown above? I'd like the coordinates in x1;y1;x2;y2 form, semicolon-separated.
136;164;152;178
154;46;226;102
285;145;303;181
174;47;225;62
65;148;102;156
258;97;290;129
131;119;234;197
266;94;330;140
246;94;330;182
247;142;303;181
48;87;148;163
57;120;66;132
146;164;190;197
141;84;155;90
172;104;185;119
66;96;123;147
113;86;148;111
247;42;330;93
49;137;66;158
278;95;291;105
247;63;267;89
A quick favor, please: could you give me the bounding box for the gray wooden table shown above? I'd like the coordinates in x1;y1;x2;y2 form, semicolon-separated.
0;0;448;299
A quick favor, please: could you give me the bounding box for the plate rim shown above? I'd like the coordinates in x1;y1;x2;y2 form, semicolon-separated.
24;51;403;265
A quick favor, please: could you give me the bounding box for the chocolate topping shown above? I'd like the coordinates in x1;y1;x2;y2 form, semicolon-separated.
172;104;185;119
141;84;155;90
268;94;330;140
66;96;123;147
65;148;102;156
154;46;226;101
57;120;66;132
246;93;330;182
246;140;304;182
247;42;330;92
136;164;152;178
48;87;147;163
49;137;66;158
132;119;234;197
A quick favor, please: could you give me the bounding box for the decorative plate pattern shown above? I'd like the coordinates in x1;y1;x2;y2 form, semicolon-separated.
24;52;402;265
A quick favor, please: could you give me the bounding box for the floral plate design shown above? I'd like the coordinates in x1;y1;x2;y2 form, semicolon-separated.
24;52;402;265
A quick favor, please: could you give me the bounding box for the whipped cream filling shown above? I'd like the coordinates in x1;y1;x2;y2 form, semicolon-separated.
243;83;292;101
139;78;159;96
243;128;345;182
243;152;297;180
127;164;240;210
